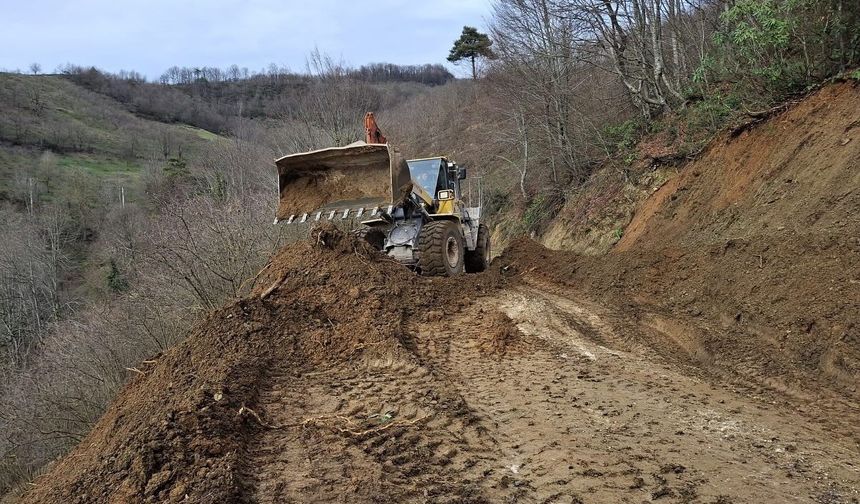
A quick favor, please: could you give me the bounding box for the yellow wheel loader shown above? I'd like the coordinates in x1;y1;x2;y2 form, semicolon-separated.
273;113;489;276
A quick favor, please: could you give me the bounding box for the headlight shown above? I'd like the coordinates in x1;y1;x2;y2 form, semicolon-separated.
437;189;454;200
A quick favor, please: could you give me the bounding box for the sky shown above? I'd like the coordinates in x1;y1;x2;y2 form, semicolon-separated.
0;0;491;79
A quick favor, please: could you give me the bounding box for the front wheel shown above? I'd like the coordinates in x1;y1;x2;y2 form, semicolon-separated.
416;221;465;276
351;225;386;251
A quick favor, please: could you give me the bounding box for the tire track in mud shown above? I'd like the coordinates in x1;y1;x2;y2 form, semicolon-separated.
527;276;860;444
239;352;514;503
407;282;860;504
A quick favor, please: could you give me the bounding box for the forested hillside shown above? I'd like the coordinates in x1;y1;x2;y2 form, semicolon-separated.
2;0;859;498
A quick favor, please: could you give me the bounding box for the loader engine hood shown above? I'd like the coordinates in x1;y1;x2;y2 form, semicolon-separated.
274;142;412;220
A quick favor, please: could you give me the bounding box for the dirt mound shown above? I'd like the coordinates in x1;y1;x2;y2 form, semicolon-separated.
475;310;527;356
20;224;507;504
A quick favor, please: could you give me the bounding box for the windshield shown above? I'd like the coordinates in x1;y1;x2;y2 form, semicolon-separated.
407;158;443;196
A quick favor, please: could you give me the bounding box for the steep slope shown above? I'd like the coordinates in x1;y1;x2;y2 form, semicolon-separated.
617;81;860;250
499;81;860;417
535;80;860;256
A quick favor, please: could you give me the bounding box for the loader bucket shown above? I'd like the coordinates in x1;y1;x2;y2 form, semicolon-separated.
274;142;412;221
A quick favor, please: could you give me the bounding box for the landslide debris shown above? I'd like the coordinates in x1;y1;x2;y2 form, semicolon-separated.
20;224;506;504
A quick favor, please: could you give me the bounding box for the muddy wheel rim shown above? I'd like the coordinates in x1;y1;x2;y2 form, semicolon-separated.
445;236;460;267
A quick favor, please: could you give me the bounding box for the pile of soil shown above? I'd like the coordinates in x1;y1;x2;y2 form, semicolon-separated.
20;224;506;503
475;310;527;357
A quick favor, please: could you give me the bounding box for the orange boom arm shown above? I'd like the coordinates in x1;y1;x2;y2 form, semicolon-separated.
364;112;386;144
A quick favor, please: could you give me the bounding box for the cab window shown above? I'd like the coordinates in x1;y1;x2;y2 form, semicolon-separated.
407;158;446;197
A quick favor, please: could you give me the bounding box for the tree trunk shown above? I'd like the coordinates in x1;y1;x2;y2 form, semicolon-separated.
519;111;529;199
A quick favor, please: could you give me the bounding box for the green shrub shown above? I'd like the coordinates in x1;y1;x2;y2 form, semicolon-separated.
164;157;188;177
602;120;640;155
106;259;129;292
711;0;859;98
685;93;740;136
522;192;563;234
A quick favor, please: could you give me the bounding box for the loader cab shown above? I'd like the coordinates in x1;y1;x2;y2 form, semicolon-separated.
406;157;462;202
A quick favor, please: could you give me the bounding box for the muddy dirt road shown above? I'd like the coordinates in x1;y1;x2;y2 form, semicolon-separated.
240;278;858;503
462;280;858;503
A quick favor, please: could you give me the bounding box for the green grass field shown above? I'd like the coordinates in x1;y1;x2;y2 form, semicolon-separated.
0;74;231;207
182;125;222;142
57;155;140;175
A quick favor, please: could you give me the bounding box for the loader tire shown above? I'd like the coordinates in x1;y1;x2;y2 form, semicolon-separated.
351;226;386;251
416;220;465;276
465;223;490;273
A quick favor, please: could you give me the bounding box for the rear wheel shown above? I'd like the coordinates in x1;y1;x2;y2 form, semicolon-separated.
351;225;386;251
465;223;490;273
416;220;465;276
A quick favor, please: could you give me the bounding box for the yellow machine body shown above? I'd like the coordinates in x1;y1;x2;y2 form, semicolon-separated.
272;131;488;276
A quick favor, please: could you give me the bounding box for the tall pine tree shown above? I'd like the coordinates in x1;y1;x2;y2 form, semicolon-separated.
447;26;496;79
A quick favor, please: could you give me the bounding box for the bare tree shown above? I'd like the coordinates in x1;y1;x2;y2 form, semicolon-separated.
560;0;719;117
285;49;381;149
0;208;69;366
490;0;586;183
491;105;531;199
